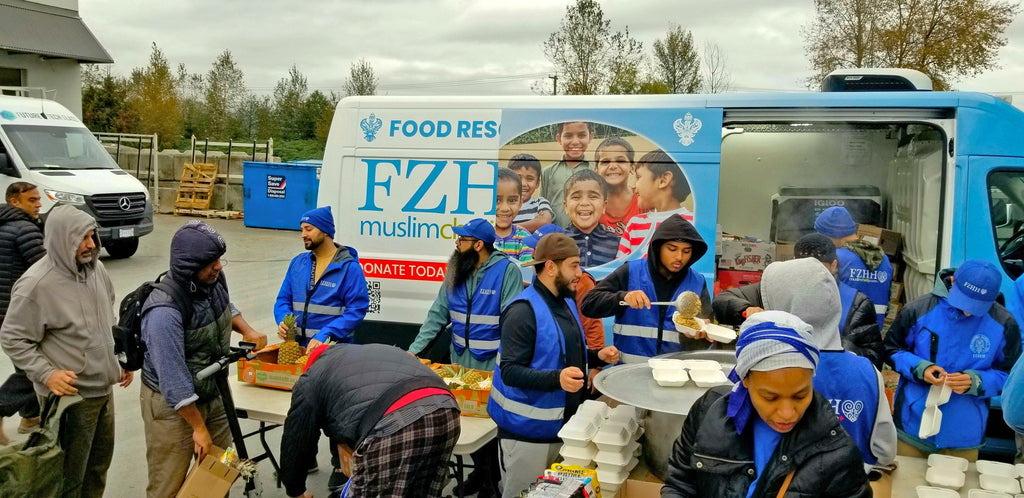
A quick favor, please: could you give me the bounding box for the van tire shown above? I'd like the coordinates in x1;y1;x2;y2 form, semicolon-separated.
105;237;139;259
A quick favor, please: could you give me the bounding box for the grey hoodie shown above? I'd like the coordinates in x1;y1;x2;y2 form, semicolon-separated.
761;258;844;351
0;204;120;398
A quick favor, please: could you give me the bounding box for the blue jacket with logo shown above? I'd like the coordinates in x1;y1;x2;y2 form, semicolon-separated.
838;248;893;329
448;258;511;360
883;292;1021;449
275;245;369;345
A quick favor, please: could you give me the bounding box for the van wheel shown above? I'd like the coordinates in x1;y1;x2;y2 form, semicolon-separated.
105;237;139;259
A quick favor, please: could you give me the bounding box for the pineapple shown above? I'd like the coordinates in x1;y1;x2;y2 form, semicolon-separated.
295;355;310;368
279;313;303;365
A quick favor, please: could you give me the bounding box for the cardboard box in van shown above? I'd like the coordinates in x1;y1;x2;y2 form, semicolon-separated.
719;236;775;272
858;224;902;257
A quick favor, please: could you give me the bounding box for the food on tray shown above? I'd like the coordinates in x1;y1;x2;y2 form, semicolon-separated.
672;291;703;330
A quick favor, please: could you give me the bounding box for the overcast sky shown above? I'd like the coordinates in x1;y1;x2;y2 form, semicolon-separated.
80;0;1024;97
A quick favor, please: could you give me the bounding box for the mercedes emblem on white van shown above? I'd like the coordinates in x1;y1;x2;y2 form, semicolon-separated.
119;196;132;210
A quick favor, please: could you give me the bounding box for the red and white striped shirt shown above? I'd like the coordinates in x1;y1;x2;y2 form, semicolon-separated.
616;208;695;258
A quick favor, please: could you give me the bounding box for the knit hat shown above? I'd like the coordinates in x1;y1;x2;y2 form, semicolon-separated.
947;259;1001;315
794;233;837;264
452;218;496;244
300;206;335;238
523;224;565;249
525;233;579;267
814;206;858;239
727;311;819;433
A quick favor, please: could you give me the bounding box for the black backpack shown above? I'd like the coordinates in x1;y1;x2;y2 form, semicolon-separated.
112;272;192;371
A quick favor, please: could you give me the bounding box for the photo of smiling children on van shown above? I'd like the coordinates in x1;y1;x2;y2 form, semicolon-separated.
616;148;694;258
564;169;619;268
594;136;643;236
493;167;533;262
541;121;594;228
508;153;554;233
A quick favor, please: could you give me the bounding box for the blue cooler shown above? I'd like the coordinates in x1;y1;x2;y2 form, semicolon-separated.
242;161;321;230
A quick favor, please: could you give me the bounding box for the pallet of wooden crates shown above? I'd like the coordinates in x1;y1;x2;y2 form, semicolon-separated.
174;163;219;211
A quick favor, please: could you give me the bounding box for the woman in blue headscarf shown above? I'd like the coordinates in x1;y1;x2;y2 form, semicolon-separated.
662;311;871;497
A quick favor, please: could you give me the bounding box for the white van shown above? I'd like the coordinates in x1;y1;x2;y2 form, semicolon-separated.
0;94;153;258
320;82;1024;344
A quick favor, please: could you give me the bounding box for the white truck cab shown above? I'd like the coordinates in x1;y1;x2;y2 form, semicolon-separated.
0;94;153;258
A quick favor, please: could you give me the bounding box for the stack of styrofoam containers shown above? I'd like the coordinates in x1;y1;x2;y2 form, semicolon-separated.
557;400;608;468
919;382;952;439
973;460;1022;496
924;454;968;491
680;359;730;387
592;405;644;497
649;358;688;387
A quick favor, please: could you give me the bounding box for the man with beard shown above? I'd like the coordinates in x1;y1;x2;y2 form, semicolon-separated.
408;217;523;497
275;206;369;349
488;233;619;496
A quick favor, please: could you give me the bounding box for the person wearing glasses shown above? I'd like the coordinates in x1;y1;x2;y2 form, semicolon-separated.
407;217;523;497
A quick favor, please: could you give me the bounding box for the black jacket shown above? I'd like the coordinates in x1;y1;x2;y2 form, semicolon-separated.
0;204;44;318
662;386;871;498
712;282;884;369
581;215;711;350
279;343;456;496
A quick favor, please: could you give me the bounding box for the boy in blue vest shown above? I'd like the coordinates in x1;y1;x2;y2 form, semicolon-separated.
275;206;369;350
815;206;893;329
760;258;897;481
488;233;618;497
884;260;1022;461
581;214;712;363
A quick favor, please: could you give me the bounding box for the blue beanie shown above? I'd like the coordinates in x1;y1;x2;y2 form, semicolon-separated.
301;206;335;238
814;206;857;239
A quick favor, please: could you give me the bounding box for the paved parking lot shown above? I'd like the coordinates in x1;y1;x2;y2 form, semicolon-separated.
0;214;337;496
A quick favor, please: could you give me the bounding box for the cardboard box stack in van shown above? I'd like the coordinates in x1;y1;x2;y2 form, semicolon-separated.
716;234;774;291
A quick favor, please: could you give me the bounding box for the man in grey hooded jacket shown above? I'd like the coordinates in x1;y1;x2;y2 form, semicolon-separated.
1;204;133;498
760;258;896;487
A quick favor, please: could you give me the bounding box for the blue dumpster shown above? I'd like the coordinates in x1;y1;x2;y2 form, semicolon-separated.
243;161;321;230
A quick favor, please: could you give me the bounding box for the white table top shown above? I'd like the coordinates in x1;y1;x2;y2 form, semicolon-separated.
890;455;987;497
228;376;497;456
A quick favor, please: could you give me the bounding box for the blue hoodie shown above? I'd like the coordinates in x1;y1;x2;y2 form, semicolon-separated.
274;244;369;345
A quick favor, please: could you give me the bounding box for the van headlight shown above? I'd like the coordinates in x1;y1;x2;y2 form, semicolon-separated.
44;190;86;205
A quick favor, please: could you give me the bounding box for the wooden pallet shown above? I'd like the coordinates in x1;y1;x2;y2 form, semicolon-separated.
175;163;219;210
173;208;243;219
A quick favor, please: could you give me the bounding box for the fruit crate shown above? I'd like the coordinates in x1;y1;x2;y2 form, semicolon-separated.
429;363;493;418
237;343;307;391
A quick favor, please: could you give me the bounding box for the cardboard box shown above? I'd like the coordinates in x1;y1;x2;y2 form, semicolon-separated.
716;269;763;291
337;444;354;476
176;446;240;498
776;242;795;262
857;224;902;257
615;479;662;498
430;364;492;418
236;344;306;391
718;236;776;272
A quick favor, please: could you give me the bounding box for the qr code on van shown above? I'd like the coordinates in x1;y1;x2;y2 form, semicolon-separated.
367;281;382;314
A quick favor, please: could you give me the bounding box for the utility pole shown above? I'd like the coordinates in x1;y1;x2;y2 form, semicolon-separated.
549;74;558;95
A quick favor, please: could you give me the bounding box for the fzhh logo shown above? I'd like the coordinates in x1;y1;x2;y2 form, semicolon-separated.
361;113;383;142
970;334;992;358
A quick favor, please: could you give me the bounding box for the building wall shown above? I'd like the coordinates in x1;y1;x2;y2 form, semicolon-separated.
0;52;82;117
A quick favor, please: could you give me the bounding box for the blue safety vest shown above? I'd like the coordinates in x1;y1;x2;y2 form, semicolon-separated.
487;285;587;440
815;351;880;465
839;281;858;334
448;258;510;360
613;260;706;364
838;248;892;329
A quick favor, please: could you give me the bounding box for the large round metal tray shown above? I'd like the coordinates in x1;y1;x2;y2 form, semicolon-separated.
593;350;736;416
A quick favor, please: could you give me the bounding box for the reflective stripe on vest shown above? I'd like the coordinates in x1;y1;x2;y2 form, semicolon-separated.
448;258;510;361
487;285;585;439
614;260;705;360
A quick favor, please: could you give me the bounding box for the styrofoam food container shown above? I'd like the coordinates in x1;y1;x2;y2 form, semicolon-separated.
558;417;600;446
593;421;633;451
560;457;595;468
673;312;704;337
1017;463;1024;478
577;399;611;419
916;485;962;498
653;368;690;387
690;368;730;387
925;466;964;489
608;405;640;426
599;411;638;436
596;467;629;488
967;490;1012;498
980;474;1021;494
593;441;641;467
596;456;639;477
567;409;604;430
977;460;1019;478
560;443;598;461
919;405;943;439
927;453;969;472
926;383;953;407
680;359;721;371
647;358;685;371
704;323;738;343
